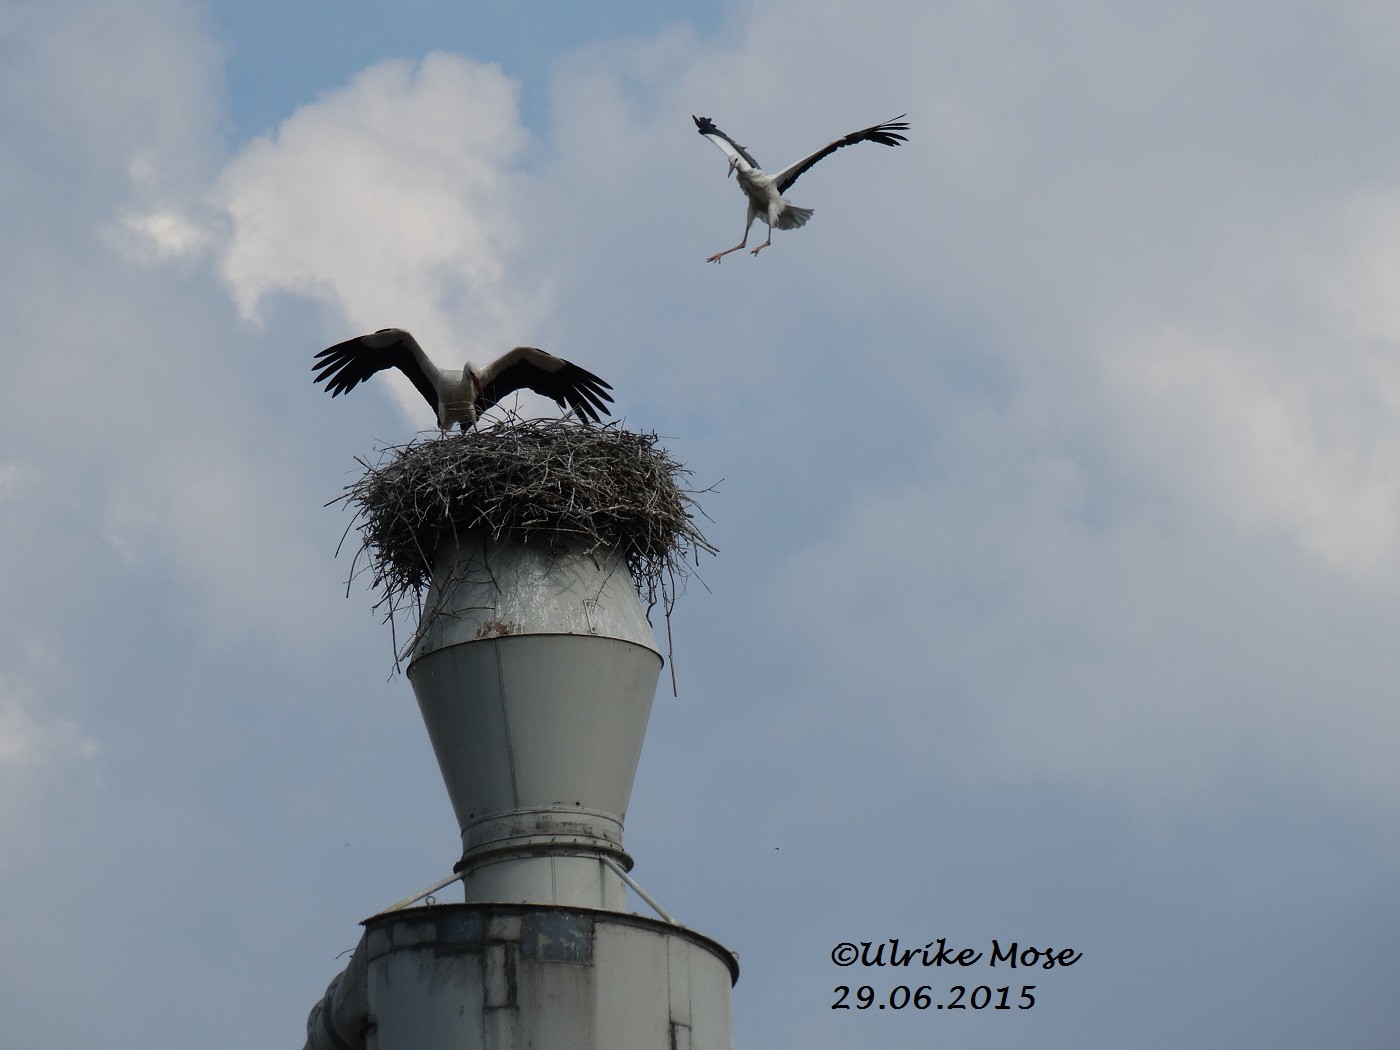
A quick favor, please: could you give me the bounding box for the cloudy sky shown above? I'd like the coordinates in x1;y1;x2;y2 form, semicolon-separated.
4;0;1400;1045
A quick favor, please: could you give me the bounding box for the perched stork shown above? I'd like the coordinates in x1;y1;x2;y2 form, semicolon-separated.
313;328;614;432
693;114;909;263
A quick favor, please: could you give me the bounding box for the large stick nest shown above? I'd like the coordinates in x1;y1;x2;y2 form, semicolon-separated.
333;416;716;662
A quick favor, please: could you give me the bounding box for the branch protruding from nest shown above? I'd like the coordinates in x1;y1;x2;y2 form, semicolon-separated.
330;416;717;669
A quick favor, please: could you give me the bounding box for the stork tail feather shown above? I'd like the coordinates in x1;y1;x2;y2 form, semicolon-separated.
776;204;814;231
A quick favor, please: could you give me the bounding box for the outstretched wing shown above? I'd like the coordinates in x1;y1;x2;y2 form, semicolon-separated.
312;328;441;411
693;115;762;174
772;114;909;194
479;347;615;424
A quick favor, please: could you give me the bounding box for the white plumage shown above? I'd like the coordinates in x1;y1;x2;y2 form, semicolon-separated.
313;328;613;432
693;114;909;263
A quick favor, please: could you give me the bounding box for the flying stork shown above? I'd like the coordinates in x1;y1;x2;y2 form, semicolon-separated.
693;113;909;263
312;328;614;432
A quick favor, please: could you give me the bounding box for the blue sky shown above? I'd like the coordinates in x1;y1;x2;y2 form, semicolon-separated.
4;0;1400;1046
207;0;729;140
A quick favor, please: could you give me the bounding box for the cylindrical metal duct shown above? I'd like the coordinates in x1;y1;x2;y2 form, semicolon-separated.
405;535;663;911
304;903;738;1050
369;904;735;1050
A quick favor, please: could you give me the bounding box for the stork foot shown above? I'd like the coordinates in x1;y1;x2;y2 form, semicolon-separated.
707;239;750;263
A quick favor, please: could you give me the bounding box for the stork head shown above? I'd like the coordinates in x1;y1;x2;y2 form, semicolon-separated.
726;156;739;179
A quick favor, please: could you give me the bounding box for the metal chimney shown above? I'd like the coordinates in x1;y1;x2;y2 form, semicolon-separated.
303;422;734;1050
408;536;660;909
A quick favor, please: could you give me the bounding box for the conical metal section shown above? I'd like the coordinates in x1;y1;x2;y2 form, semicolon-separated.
406;535;662;910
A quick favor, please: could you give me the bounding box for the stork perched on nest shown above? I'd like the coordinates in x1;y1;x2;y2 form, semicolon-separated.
313;328;614;432
693;113;909;263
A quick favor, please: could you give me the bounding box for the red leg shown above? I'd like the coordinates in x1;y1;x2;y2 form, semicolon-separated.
707;214;755;264
749;224;773;256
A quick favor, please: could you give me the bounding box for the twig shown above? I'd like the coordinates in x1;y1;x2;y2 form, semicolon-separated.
332;415;717;679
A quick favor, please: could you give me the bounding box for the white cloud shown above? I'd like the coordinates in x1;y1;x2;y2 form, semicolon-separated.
759;453;1400;803
1;0;223;182
14;0;1400;819
1104;325;1400;577
214;53;534;358
0;675;98;845
406;14;1400;836
1099;189;1400;578
112;206;215;262
570;0;1400;582
97;441;338;635
0;0;346;651
0;688;95;775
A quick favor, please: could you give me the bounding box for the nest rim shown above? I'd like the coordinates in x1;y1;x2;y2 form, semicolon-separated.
333;415;717;669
